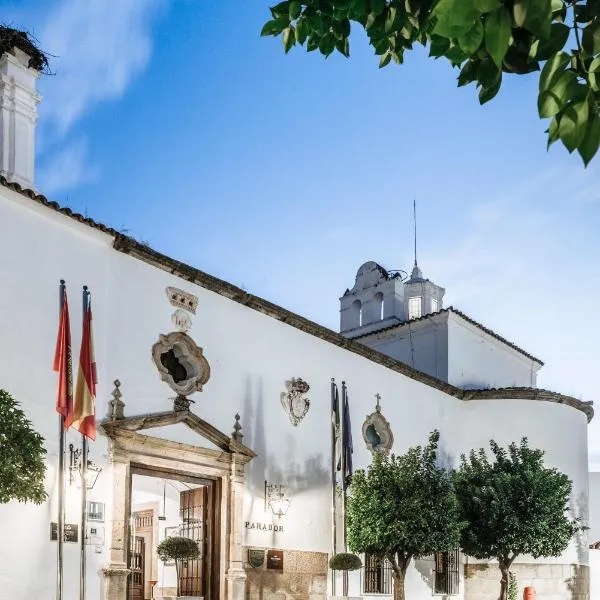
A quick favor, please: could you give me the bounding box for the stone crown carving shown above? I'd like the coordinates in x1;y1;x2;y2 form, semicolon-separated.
166;286;198;314
151;331;210;396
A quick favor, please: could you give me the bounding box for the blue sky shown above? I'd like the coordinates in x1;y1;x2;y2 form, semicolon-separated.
4;1;600;455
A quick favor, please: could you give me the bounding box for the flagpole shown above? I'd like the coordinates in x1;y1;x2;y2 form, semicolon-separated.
80;286;89;600
341;381;348;597
56;280;66;600
330;378;337;597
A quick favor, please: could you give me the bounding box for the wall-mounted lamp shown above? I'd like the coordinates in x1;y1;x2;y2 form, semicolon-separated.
264;480;291;517
68;443;102;489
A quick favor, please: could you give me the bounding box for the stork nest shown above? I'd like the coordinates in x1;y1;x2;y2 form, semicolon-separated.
0;26;49;72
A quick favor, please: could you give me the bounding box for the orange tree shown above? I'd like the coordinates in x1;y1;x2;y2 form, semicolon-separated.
0;389;47;504
346;430;462;600
262;0;600;165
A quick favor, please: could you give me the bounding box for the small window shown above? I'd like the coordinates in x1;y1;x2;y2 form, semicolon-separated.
431;298;439;313
408;296;422;320
374;292;384;321
363;553;393;594
434;550;459;595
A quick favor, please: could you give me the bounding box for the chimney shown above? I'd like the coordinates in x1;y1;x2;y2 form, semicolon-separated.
0;45;41;190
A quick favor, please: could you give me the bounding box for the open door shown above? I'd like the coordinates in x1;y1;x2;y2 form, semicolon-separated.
179;487;207;596
129;536;145;600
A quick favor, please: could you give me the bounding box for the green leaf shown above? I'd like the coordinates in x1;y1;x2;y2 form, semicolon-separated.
429;35;451;58
547;116;560;148
261;18;289;37
539;51;570;92
371;0;386;16
559;99;589;152
459;21;484;54
271;1;291;19
289;1;301;19
295;17;308;44
336;37;350;56
306;35;319;51
484;7;512;69
433;0;479;38
578;112;600;166
445;45;468;66
379;50;392;67
474;0;501;13
319;32;336;56
479;71;502;103
515;0;552;37
534;23;570;61
352;0;370;16
477;57;500;87
582;21;600;56
385;6;399;34
537;71;576;117
458;59;479;86
283;26;295;52
590;58;600;73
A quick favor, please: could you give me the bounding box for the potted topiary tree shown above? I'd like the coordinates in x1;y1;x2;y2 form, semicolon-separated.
329;552;362;600
156;536;200;598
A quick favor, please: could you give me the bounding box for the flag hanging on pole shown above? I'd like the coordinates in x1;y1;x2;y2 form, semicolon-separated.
53;282;73;423
342;383;353;490
66;288;97;440
331;380;341;472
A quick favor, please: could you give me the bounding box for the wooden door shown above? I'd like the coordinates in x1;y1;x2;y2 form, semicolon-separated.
179;487;207;596
129;536;145;599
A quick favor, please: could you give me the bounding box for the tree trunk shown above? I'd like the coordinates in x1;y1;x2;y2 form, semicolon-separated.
175;559;181;597
498;563;511;600
392;571;405;600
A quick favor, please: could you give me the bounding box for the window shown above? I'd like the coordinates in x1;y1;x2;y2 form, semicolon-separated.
431;298;439;313
350;299;362;328
433;550;459;595
363;553;393;594
374;292;384;321
408;296;422;320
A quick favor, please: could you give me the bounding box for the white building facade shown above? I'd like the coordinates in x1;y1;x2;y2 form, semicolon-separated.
0;44;594;600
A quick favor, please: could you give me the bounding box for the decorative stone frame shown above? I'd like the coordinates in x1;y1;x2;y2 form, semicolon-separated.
362;403;394;455
151;331;211;396
100;409;254;600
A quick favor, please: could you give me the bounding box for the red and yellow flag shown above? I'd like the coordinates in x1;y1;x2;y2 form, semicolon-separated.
53;284;73;423
66;291;97;440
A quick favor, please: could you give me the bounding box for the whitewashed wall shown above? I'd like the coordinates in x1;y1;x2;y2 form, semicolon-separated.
446;312;540;389
0;185;589;600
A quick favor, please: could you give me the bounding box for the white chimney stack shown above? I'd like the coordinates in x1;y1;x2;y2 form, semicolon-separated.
0;46;41;190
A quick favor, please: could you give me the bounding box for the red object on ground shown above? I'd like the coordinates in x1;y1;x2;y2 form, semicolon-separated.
523;586;536;600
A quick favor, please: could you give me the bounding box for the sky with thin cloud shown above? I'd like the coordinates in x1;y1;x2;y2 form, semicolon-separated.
3;1;600;460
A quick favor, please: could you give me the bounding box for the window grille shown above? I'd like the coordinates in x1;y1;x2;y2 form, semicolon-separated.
363;553;393;594
433;550;459;595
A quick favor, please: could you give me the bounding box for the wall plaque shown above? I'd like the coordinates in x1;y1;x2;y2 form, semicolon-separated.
248;549;265;569
267;550;284;571
50;522;78;543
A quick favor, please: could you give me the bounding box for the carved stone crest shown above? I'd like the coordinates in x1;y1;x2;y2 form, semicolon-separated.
280;378;310;426
151;331;210;397
362;394;394;455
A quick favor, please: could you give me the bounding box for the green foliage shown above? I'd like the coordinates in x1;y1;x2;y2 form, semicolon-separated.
0;389;47;505
157;536;200;597
261;0;600;165
346;430;462;599
508;572;518;600
157;536;200;561
329;552;363;570
454;438;579;600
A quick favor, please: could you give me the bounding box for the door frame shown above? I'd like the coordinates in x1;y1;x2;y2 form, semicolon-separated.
101;409;254;600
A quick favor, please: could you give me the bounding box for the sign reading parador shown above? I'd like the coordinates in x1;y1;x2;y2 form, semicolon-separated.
245;521;284;532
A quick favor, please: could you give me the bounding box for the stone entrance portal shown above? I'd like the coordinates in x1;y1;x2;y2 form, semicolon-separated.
101;409;255;600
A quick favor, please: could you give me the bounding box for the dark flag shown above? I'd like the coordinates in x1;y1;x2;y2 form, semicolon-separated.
332;380;341;471
342;382;353;490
